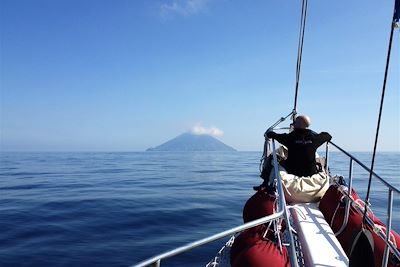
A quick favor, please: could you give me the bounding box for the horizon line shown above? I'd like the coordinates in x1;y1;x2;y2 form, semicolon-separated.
1;150;399;153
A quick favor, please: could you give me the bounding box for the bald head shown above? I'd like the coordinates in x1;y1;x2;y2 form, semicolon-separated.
294;115;311;129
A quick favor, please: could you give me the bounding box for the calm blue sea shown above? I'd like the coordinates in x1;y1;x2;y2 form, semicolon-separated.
0;151;399;267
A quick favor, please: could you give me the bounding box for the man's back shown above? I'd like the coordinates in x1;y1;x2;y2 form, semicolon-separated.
267;129;331;176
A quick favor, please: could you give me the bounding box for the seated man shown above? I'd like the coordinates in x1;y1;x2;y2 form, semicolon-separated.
267;115;331;177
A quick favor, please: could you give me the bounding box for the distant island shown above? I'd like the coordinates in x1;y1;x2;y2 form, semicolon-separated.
147;132;236;152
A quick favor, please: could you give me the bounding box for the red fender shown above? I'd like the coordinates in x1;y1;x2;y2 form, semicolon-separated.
319;184;359;224
232;238;291;267
243;189;276;223
369;220;400;267
331;204;364;255
324;185;400;266
230;225;266;266
318;185;363;254
319;185;344;223
373;218;400;246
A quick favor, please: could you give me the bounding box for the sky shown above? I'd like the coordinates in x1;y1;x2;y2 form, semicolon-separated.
0;0;399;152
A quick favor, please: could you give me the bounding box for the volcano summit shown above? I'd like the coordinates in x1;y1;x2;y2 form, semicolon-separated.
147;132;236;152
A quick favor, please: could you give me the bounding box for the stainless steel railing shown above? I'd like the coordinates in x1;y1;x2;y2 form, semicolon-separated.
325;141;400;267
134;123;299;267
133;145;297;266
133;212;284;267
328;141;399;194
133;114;399;267
271;139;299;266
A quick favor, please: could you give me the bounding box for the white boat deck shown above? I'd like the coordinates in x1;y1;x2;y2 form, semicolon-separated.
290;202;349;267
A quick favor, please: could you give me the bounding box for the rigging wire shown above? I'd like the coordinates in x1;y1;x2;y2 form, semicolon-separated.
261;0;309;171
362;0;399;225
260;111;294;173
293;0;309;121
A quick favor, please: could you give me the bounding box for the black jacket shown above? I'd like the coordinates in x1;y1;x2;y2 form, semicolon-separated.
267;129;332;177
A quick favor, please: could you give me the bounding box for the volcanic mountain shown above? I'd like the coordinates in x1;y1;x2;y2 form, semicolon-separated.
146;132;236;152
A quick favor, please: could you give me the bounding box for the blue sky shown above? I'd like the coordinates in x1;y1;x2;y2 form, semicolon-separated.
1;0;399;151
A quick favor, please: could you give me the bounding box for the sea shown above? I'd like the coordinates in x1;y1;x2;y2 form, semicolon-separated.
0;151;399;267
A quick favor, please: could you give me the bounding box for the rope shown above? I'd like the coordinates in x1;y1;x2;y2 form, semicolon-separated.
293;0;308;120
362;0;398;225
205;235;235;267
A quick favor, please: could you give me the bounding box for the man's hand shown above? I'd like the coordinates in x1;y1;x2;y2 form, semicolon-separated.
264;128;273;138
266;130;276;139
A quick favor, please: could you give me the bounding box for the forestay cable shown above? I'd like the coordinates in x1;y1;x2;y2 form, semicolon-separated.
261;0;309;172
293;0;309;120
